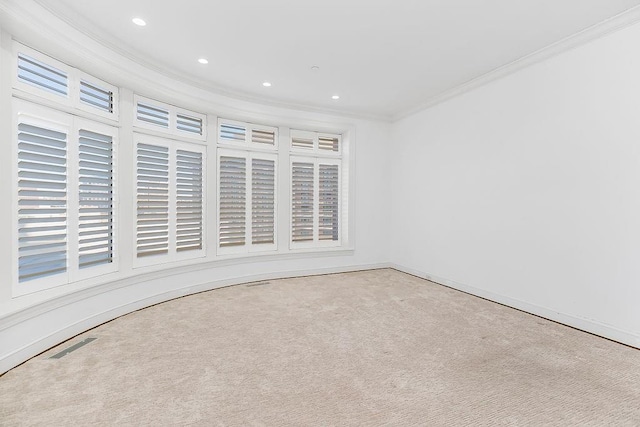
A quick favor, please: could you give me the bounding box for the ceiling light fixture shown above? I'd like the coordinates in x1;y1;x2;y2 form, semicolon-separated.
332;95;340;100
198;58;209;64
132;17;146;26
263;82;272;87
311;66;320;71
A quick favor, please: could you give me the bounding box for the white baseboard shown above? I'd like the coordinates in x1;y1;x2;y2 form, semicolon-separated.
0;263;390;374
390;263;640;349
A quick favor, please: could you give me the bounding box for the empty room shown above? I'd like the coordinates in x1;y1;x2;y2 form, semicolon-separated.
1;0;640;425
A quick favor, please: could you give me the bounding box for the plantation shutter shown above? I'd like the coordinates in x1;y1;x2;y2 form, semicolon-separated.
80;81;113;113
176;150;203;252
17;53;68;97
252;157;275;245
219;155;246;247
318;136;340;152
177;114;203;136
17;121;68;282
318;164;340;241
136;102;169;128
291;161;314;242
136;142;170;257
78;129;113;268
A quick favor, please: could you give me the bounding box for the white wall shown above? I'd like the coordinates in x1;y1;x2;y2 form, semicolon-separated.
391;21;640;346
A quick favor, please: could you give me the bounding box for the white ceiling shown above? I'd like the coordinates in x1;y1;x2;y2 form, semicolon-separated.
34;0;640;119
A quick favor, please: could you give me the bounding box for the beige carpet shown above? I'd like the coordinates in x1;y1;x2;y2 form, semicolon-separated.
1;269;640;426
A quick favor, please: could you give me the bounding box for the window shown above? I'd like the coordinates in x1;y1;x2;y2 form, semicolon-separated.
217;150;277;254
15;100;117;293
14;43;119;120
216;118;278;255
135;134;205;266
134;95;206;140
290;130;342;248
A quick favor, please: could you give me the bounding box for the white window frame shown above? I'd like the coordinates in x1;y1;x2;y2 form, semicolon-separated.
133;95;207;141
133;133;207;269
13;42;119;121
289;156;342;250
12;99;119;296
216;148;278;256
290;129;342;156
218;118;279;151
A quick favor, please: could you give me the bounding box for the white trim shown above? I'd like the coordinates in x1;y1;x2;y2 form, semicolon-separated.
0;262;390;374
217;117;279;151
390;263;640;350
133;94;207;142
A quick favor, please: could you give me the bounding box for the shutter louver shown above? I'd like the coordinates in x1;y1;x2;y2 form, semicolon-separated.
318;164;340;241
17;122;67;282
291;162;314;242
137;103;169;128
220;123;246;143
78;130;113;268
251;129;275;145
219;156;246;247
177;114;203;136
319;136;340;152
18;54;68;96
80;81;113;113
136;143;169;257
292;135;314;149
252;158;275;245
176;150;203;252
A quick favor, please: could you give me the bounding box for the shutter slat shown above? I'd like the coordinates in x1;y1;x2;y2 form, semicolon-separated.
219;155;246;247
291;162;314;242
78;129;113;269
176;150;203;252
137;143;169;257
252;158;275;245
318;164;340;241
17;122;67;282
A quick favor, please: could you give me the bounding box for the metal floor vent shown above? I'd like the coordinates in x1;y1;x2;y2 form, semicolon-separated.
49;337;97;359
246;281;271;287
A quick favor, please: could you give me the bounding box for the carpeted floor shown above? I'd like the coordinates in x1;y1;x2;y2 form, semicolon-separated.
1;268;640;426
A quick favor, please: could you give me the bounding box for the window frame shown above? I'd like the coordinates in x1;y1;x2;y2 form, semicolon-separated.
133;95;207;141
13;42;120;121
132;132;207;269
12;99;119;296
216;147;278;256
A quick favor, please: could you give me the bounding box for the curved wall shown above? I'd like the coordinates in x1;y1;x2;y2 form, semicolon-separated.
0;2;392;373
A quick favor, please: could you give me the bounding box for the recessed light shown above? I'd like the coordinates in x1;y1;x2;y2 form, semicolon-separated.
198;58;209;65
263;82;272;87
132;17;146;26
332;95;340;100
311;66;320;71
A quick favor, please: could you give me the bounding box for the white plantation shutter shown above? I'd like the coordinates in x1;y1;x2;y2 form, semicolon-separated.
252;157;276;245
177;114;203;136
17;53;68;97
218;155;246;248
80;80;113;114
78;129;113;268
17;121;68;282
291;131;314;150
318;135;340;152
251;128;275;146
220;122;246;143
176;150;203;252
137;102;170;128
136;142;170;257
291;161;314;242
318;164;340;241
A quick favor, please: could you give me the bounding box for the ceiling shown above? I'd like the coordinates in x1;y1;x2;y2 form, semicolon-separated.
33;0;640;119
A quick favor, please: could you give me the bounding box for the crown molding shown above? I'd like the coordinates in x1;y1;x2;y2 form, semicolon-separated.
393;5;640;121
0;0;389;123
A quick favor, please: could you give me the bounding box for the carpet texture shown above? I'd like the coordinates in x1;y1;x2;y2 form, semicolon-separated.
1;269;640;426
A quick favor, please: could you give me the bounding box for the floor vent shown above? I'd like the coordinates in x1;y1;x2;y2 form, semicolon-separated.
49;338;97;359
246;281;271;287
